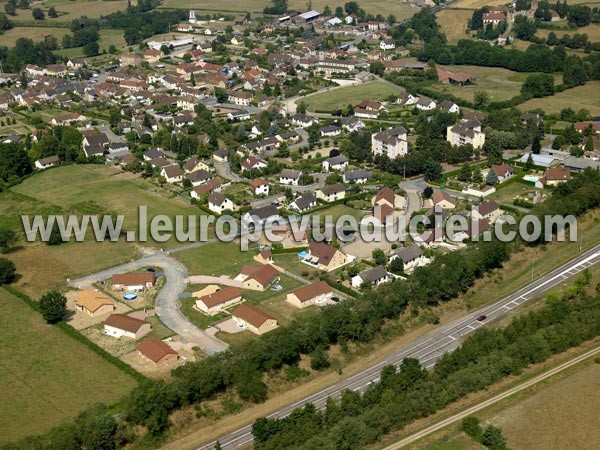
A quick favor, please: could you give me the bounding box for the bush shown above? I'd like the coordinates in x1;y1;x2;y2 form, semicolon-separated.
39;290;67;324
0;257;16;285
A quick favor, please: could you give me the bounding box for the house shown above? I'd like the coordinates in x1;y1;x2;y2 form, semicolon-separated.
316;183;346;202
187;169;213;186
371;203;394;226
320;125;341;137
249;178;270;196
241;156;268;172
191;178;222;199
254;249;273;265
232;304;278;335
242;205;280;226
343;169;372;184
304;241;348;272
290;193;317;213
74;291;115;317
520;112;543;126
208;192;235;214
234;15;248;26
279;169;302;185
489;164;513;182
119;53;142;66
184;156;210;173
177;22;194;32
143;148;168;161
161;165;184;183
390;244;425;272
446;120;485;149
51;112;86;126
439;99;460;114
379;38;396;50
431;190;456;209
472;200;501;222
535;167;571;188
111;273;155;291
341;116;365;132
372;126;408;159
213;149;229;162
351;266;391;288
416;97;436;111
286;281;334;308
574;121;600;134
322;155;349;172
242;264;280;291
228;91;252;106
35;155;59;169
374;186;395;208
436;69;473;86
483;12;505;25
397;92;417;106
196;286;242;315
137;338;178;366
291;114;318;128
104;314;152;340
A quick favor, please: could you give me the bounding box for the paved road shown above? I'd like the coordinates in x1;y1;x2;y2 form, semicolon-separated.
68;250;229;355
383;345;600;449
194;244;600;450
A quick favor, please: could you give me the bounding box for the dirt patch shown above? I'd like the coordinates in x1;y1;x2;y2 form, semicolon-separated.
65;290;132;331
80;325;137;356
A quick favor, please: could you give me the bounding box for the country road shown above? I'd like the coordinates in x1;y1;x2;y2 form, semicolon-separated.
190;244;600;450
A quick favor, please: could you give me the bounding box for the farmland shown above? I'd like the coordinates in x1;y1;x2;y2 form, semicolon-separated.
535;23;600;43
0;0;128;21
0;288;138;443
436;9;473;44
518;81;600;115
300;81;404;112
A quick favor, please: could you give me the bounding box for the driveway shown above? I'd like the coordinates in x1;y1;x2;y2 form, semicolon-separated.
68;250;229;355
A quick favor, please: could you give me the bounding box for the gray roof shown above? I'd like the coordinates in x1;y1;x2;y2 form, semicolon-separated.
187;169;213;183
359;266;389;282
280;168;302;179
393;245;422;263
208;191;227;206
344;169;372;181
561;156;600;171
248;205;279;220
292;193;316;211
325;155;348;166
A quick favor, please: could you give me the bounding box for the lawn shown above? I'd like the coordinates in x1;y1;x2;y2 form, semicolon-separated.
436;9;473;44
0;288;138;443
518;81;600;116
4;0;129;21
173;241;256;277
300;81;404;112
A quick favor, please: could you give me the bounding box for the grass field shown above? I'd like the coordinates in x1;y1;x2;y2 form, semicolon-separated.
519;81;600;115
173;241;256;277
0;26;71;47
0;288;137;443
436;9;473;44
54;28;128;58
1;0;129;21
301;81;404;112
536;23;600;42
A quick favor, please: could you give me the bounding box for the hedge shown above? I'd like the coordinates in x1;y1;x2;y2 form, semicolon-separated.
319;274;358;298
271;246;307;255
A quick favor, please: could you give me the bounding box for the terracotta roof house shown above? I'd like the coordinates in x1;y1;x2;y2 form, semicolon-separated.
374;186;395;208
232;304;278;335
371;203;394;225
161;165;183;184
535;167;572;188
431;190;456;209
242;264;280;291
249;178;270;195
74;291;115;317
196;286;242;315
137;338;178;366
489;164;513;182
104;314;152;340
254;249;273;265
304;242;347;272
472;200;501;221
191;178;222;199
286;281;334;309
111;273;155;291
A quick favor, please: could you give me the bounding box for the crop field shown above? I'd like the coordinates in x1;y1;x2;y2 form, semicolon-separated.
519;81;600;116
301;81;404;112
0;288;138;443
0;0;129;21
436;9;473;44
0;26;71;47
536;23;600;42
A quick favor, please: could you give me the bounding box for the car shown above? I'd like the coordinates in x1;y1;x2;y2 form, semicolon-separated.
476;314;487;321
331;296;340;303
146;267;156;273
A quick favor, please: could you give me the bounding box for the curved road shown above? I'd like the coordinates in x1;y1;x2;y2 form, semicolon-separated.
193;244;600;450
68;250;229;355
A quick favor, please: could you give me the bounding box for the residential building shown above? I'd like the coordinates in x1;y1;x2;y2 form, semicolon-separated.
439;99;460;114
431;190;456;209
446;120;486;149
74;291;115;317
303;242;347;271
196;286;242;315
351;266;392;288
161;165;184;183
137;338;178;366
208;192;235;214
316;183;346;202
489;164;513;182
343;169;372;184
374;186;395;208
372;126;408;158
290;193;317;212
242;205;280;226
390;244;425;272
472;200;501;222
187;169;213;186
232;304;278;335
35;155;59;169
279;168;302;185
249;178;270;195
322;155;349;172
111;273;155;291
104;314;152;340
286;281;334;308
241;264;280;291
535;167;572;188
416;97;436;110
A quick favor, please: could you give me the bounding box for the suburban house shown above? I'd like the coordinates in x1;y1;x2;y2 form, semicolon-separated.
241;156;267;172
111;273;155;291
291;114;318;128
431;190;456;209
536;167;572;188
161;165;184;184
104;314;152;340
397;92;417;106
489;164;514;182
191;178;222;199
232;304;278;335
74;291;116;317
322;155;349;172
351;266;392;288
439;99;460;114
316;183;346;202
242;205;280;226
472;200;501;222
241;264;280;291
137;338;178;366
228;91;252;106
35;155;59;169
279;169;302;185
303;241;348;272
249;178;270;196
254;249;273;265
286;281;334;308
320;125;341;137
184;156;210;174
343;169;372;184
341;116;365;132
372;126;408;159
436;69;473;86
143;148;168;161
195;286;242;315
187;169;214;186
483;12;505;25
290;193;317;213
208;192;235;214
379;38;396;50
374;186;395;208
446;119;486;149
370;203;394;226
390;244;426;272
416;97;436;110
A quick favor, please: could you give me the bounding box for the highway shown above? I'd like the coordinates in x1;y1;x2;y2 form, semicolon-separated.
194;244;600;450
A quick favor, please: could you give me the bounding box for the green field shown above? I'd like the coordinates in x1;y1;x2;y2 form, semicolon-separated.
301;81;404;112
436;9;473;44
173;241;256;277
54;28;128;58
519;81;600;115
1;0;129;21
0;288;138;443
536;23;600;43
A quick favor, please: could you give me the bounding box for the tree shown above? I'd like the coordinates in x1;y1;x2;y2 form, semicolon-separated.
481;425;507;449
48;6;57;18
0;258;16;285
372;248;387;266
472;169;483;183
108;44;117;54
474;90;489;109
39;291;67;324
525;153;534;170
335;6;344;17
486;168;498;185
296;101;307;115
323;5;332;16
461;417;483;441
531;134;541;154
423;186;434;199
310;345;331;370
109;108;121;128
17;0;28;8
344;1;360;15
423;158;442;182
0;228;17;253
214;442;222;450
214;88;228;103
31;7;44;20
4;2;16;15
19;71;28;88
458;163;472;182
388;257;404;274
83;41;99;56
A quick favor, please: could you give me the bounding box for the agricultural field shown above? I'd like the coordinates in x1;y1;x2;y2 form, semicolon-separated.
55;28;128;58
436;9;473;44
301;81;404;112
519;81;600;116
0;288;138;443
536;23;600;42
0;26;71;47
0;0;128;21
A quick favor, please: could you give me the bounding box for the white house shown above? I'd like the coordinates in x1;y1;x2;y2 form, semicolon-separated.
249;178;270;195
351;266;392;288
35;155;59;169
279;169;302;185
416;97;436;110
208;192;235;214
161;165;183;183
316;183;345;202
379;39;396;50
322;155;349;172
